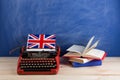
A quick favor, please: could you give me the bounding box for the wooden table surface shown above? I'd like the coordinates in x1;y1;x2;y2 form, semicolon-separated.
0;57;120;80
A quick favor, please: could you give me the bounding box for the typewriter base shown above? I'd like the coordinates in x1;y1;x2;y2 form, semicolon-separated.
17;69;59;75
17;56;59;75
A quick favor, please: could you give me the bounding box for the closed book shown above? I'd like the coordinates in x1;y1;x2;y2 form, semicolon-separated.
69;57;93;64
72;60;102;67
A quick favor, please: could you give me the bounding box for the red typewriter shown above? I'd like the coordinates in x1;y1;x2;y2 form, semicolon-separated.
17;34;60;75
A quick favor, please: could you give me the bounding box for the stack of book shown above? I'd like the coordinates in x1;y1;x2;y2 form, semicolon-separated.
63;36;106;67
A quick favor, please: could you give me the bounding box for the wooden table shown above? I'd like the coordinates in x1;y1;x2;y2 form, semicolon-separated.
0;57;120;80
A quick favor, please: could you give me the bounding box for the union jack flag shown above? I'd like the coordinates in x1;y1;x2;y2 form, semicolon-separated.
27;34;56;49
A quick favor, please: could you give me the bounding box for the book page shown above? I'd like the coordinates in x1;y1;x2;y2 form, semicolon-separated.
84;49;105;60
63;52;81;57
66;45;85;53
82;36;95;54
84;40;99;54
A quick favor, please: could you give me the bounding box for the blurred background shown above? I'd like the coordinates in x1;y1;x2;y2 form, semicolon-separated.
0;0;120;56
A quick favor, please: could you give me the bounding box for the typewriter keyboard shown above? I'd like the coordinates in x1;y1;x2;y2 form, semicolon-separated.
20;58;56;72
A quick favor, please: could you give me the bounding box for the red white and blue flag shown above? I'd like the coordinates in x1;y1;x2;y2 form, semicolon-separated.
27;34;56;49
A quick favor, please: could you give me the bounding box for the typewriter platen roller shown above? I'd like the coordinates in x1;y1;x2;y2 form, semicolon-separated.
17;46;60;75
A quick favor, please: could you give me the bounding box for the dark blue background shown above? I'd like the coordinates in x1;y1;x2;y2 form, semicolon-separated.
0;0;120;56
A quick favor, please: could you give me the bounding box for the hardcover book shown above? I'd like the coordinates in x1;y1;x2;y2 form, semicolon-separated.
72;60;102;67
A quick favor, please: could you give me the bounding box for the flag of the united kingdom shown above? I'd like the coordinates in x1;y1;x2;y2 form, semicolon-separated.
27;34;56;49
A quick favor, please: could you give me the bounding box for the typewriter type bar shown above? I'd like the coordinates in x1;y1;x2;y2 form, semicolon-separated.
17;46;60;75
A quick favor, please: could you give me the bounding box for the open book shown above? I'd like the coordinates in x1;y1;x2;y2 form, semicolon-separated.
63;36;106;60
